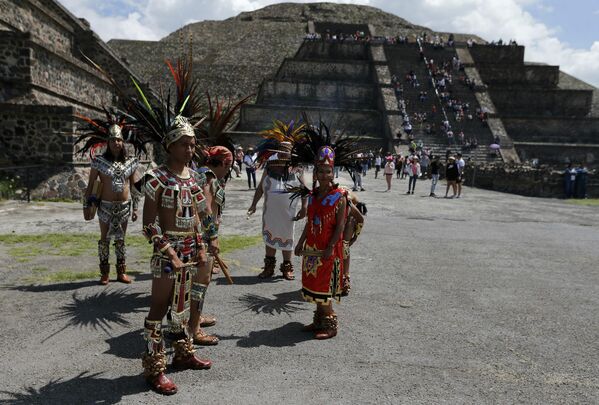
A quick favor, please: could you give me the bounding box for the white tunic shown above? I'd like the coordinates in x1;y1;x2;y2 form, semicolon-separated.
262;170;300;250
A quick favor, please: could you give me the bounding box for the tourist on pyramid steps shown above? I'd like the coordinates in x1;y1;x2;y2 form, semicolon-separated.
340;188;365;297
445;156;459;198
384;156;395;192
248;123;308;281
456;153;466;198
244;147;257;189
78;109;142;286
406;156;421;195
429;155;441;197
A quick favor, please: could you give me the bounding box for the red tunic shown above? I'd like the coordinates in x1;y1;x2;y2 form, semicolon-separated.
301;187;347;303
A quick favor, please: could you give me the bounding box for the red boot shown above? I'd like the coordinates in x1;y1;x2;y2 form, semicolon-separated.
142;350;177;395
99;263;110;285
171;338;212;370
116;262;132;284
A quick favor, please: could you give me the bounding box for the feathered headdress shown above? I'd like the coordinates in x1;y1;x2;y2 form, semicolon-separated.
123;48;205;152
74;106;146;157
194;93;252;166
290;114;364;173
255;119;306;168
285;114;366;201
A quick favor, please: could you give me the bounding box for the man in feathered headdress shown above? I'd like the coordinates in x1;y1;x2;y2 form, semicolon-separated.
78;107;143;285
128;53;217;395
247;120;308;281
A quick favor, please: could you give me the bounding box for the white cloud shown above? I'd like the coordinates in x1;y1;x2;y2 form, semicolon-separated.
60;0;599;87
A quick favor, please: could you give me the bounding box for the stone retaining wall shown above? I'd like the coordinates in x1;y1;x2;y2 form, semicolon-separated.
260;79;376;108
277;59;372;82
295;40;370;60
0;0;74;55
464;164;598;198
469;45;524;65
477;65;559;86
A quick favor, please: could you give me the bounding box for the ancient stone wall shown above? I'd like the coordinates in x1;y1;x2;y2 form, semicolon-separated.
260;79;376;108
464;164;597;198
0;0;74;55
278;59;372;82
505;118;599;144
490;88;592;117
469;45;524;65
240;104;381;134
477;65;559;86
514;143;599;166
0;104;75;164
295;40;370;60
29;40;114;108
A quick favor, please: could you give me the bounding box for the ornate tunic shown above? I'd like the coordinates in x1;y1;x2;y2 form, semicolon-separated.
91;155;138;193
301;187;348;304
143;166;207;229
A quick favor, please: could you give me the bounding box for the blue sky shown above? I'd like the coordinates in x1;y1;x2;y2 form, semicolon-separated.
527;0;599;48
61;0;599;87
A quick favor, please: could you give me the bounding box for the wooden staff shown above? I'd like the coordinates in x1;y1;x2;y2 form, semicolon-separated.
299;250;324;257
213;253;233;284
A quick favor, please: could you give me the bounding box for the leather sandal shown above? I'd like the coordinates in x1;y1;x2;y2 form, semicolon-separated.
258;256;276;278
280;261;295;280
193;329;219;346
200;314;217;327
314;314;338;340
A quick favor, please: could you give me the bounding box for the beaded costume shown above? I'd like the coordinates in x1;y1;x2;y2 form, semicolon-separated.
76;107;144;284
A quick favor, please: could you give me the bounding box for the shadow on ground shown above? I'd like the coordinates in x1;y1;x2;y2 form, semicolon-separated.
237;322;312;348
4;273;152;293
214;275;285;286
0;372;145;405
236;290;306;316
43;289;148;342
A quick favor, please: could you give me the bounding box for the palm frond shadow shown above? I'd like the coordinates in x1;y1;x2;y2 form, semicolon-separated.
236;290;307;316
43;289;148;342
0;372;145;405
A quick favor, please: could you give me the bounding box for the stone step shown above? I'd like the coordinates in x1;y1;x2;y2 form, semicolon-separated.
258;79;377;109
237;104;382;136
277;59;373;82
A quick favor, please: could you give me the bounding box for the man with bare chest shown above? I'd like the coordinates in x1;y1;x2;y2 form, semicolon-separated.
83;123;139;285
